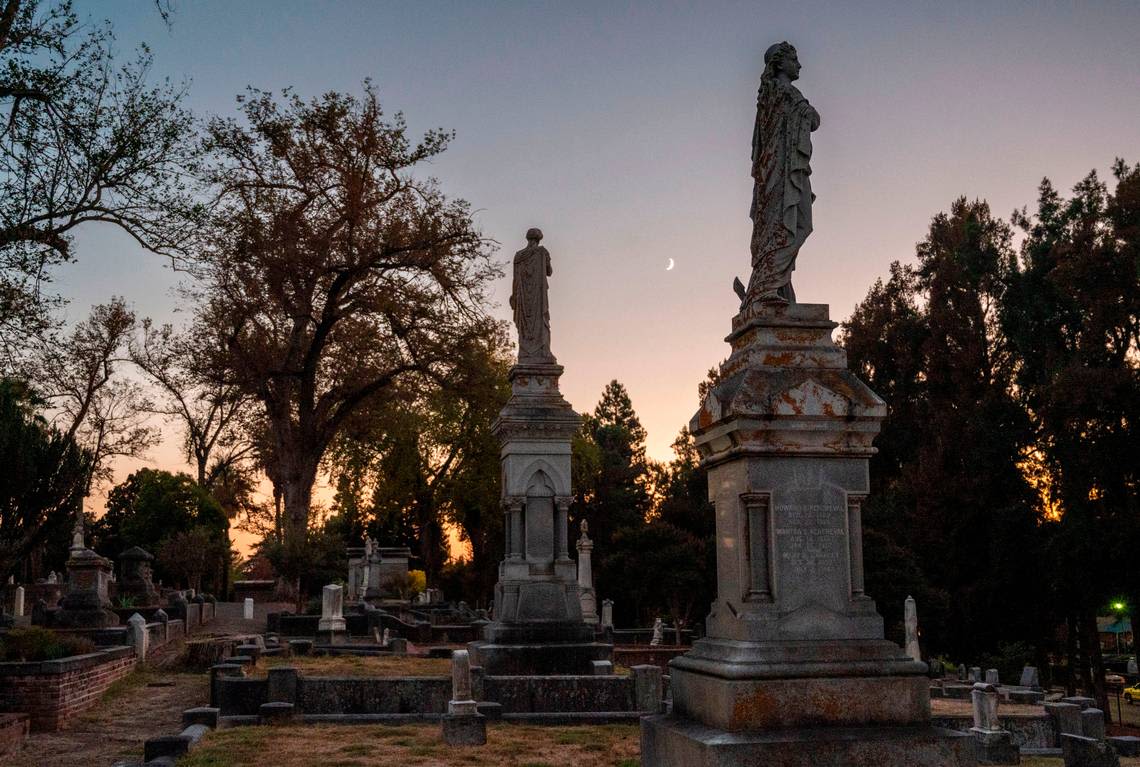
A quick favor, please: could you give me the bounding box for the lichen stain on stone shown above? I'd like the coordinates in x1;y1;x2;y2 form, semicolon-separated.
731;688;779;728
778;392;804;414
763;351;796;367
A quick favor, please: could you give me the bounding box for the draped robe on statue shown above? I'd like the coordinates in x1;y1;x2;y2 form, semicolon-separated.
746;80;819;304
510;241;554;363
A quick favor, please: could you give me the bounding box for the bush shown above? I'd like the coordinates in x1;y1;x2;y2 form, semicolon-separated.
0;627;97;662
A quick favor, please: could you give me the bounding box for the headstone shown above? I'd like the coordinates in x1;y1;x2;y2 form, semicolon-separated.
1061;734;1120;767
1044;702;1084;746
128;612;149;661
1019;666;1040;688
382;628;391;645
576;520;599;624
591;660;614;675
971;666;983;683
601;599;614;630
958;664;969;682
1128;658;1138;676
1082;709;1106;740
441;650;486;745
13;585;24;617
243;597;254;620
650;617;664;646
904;595;921;662
970;682;1018;764
1108;736;1140;757
53;541;119;628
1063;696;1097;710
985;668;1000;686
317;584;346;643
638;41;972;767
117;547;160;605
47;571;58;584
467;230;611;677
154;608;169;622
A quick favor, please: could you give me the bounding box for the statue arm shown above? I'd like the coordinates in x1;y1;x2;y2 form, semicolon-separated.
546;251;552;276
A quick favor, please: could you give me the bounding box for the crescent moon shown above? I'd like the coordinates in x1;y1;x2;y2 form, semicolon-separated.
666;258;675;271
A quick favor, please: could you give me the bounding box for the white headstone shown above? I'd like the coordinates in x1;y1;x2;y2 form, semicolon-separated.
576;520;599;624
904;596;921;662
984;668;1000;686
601;599;614;629
1019;666;1040;688
382;628;391;645
970;683;1000;732
448;650;478;716
13;585;24;617
243;597;254;620
318;584;346;632
651;617;664;646
47;571;58;584
1129;658;1138;676
128;612;148;661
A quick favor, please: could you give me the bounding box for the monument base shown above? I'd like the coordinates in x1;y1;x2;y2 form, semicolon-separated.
641;717;976;767
49;607;120;629
469;621;612;675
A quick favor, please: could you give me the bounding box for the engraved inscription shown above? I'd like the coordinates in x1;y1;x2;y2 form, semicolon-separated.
772;482;849;611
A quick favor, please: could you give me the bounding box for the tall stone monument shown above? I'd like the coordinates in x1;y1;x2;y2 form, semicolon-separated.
641;43;974;766
468;229;611;675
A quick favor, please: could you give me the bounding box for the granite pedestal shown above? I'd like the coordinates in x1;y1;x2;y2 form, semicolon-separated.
641;302;973;766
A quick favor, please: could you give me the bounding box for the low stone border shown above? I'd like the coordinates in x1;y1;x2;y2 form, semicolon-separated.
0;646;135;731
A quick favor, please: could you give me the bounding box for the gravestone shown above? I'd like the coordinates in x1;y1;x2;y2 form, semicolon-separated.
905;595;922;662
576;520;599;624
317;584;347;644
1128;658;1138;676
1019;666;1040;688
243;598;254;620
128;613;149;661
650;617;664;646
13;586;23;618
971;667;983;683
971;683;1018;764
52;529;119;628
117;546;160;605
441;650;486;745
639;41;972;767
1081;709;1106;740
467;230;611;676
985;669;1000;686
601;599;614;630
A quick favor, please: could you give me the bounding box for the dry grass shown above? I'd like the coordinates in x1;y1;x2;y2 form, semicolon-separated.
180;722;640;767
258;654;452;677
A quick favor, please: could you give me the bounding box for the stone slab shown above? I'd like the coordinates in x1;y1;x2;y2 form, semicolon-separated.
1107;736;1140;757
441;713;487;746
641;715;977;767
467;640;613;676
670;664;930;731
1061;734;1119;767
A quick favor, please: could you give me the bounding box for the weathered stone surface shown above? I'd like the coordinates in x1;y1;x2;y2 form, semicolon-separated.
591;660;614;676
972;728;1019;765
117;546;160;605
1019;666;1040;688
1107;736;1140;756
258;701;295;725
1045;703;1083;746
1061;734;1119;767
1008;689;1044;704
985;669;1000;686
318;584;346;634
1062;696;1097;710
1081;709;1106;740
905;596;921;662
441;712;487;746
181;707;219;729
266;667;298;703
642;717;977;767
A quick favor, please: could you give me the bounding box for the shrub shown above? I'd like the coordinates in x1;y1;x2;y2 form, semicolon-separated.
0;627;97;662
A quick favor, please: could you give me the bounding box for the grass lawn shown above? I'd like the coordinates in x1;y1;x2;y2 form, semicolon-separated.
181;722;640;767
259;654;452;677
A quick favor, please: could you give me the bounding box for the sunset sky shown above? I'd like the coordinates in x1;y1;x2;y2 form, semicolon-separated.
57;1;1140;514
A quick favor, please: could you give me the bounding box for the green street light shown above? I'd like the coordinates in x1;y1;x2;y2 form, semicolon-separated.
1112;601;1126;611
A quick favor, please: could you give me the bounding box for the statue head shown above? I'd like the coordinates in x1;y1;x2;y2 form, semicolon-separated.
525;227;543;245
762;41;800;83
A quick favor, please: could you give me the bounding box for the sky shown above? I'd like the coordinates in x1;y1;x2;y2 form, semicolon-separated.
56;1;1140;503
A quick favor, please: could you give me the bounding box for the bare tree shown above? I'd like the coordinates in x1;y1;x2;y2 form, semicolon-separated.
131;319;255;488
30;297;157;494
191;86;499;562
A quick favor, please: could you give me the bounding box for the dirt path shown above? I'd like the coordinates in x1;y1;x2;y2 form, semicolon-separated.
9;668;207;767
9;603;286;766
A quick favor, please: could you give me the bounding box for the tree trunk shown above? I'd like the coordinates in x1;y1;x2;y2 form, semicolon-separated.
1081;610;1110;721
1066;612;1079;696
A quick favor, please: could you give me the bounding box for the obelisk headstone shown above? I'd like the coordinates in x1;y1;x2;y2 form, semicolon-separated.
640;42;973;766
576;520;599;624
468;230;611;676
906;595;922;662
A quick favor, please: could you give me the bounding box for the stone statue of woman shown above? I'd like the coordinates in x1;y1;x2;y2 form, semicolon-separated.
510;228;555;364
740;41;820;307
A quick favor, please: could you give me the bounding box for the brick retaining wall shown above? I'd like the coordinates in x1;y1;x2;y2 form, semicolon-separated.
0;646;136;731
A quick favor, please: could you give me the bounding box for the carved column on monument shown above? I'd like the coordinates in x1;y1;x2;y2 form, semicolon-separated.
576;521;599;625
467;229;612;676
640;43;974;767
